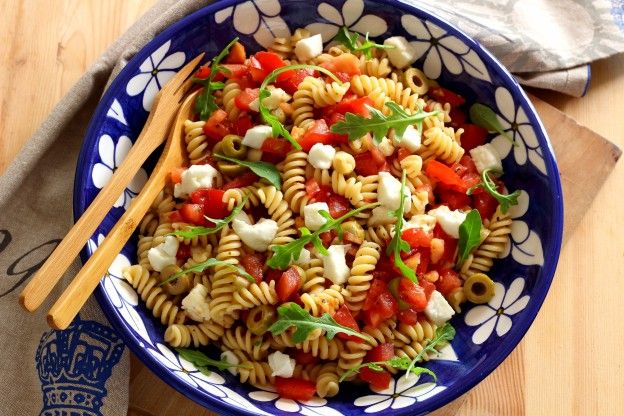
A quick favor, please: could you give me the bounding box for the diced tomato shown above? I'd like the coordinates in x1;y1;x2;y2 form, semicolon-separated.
276;267;301;302
433;225;458;266
195;64;211;79
354;149;389;176
332;71;353;83
220;64;249;79
190;188;228;223
319;230;336;247
460;124;488;152
202;109;230;142
234;88;259;111
399;277;428;311
265;268;282;284
425;160;467;192
320;53;360;76
275;376;316;401
305;178;322;199
372;256;397;282
333;305;362;343
254;51;287;73
170;167;186;184
362;280;386;311
293;350;318;366
437;189;471;210
248;55;268;82
179;203;206;225
176;243;191;261
359;368;392;390
334;96;373;117
231;115;254;136
397;148;412;161
374;292;398;320
261;138;292;157
449;107;467;129
222;172;260;191
367;343;394;362
327;194;350;218
276;68;316;95
225;41;246;64
473;191;498;220
436;268;462;296
167;210;183;223
298;119;346;151
402;228;432;249
428;86;465;107
420;279;436;300
397;308;419;325
241;253;264;284
362;309;383;328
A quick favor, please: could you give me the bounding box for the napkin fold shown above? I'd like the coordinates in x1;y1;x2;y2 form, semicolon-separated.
0;0;622;415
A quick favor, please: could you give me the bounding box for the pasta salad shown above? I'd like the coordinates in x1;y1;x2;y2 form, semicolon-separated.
122;27;519;401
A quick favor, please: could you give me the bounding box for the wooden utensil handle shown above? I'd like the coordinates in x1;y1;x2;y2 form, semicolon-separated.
19;132;161;312
46;167;169;329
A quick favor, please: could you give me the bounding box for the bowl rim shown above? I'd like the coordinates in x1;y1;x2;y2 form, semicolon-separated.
73;0;564;414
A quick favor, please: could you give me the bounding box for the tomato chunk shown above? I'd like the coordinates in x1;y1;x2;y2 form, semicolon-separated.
437;189;471;210
367;343;394;362
170;167;186;184
195;64;211;79
275;377;316;401
428;86;465;107
449;107;467;129
254;51;287;73
234;88;259;111
276;267;301;302
176;243;191;261
460;124;488;151
293;350;318;366
220;64;249;79
298;119;346;151
320;53;361;76
399;277;428;311
179;203;205;225
425;160;467;192
473;191;498;220
397;308;419;325
261;138;292;157
354;151;387;176
327;194;350;218
240;253;264;284
202;109;230;143
225;41;246;64
362;280;387;312
436;268;462;296
359;368;392;390
276;68;316;95
402;228;432;249
222;172;260;191
333;305;362;342
433;225;458;266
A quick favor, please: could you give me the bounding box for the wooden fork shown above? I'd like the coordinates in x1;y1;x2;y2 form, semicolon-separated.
19;53;203;320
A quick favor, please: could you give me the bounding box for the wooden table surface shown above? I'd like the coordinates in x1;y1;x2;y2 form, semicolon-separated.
2;1;624;415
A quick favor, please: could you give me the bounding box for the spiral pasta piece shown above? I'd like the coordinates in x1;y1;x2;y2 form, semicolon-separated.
209;226;244;324
316;363;340;398
281;151;310;215
184;120;209;165
302;258;326;294
238;360;274;387
164;321;226;348
417;126;464;164
331;171;363;206
359;56;392;78
301;284;348;317
296;336;344;360
257;186;297;248
232;281;278;310
222;79;242;120
346;242;381;312
350;75;420;111
222;326;270;360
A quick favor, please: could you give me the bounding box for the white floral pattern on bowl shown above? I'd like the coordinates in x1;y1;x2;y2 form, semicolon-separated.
464;277;531;345
305;0;387;42
90;134;148;209
126;40;186;111
249;390;344;416
354;374;446;413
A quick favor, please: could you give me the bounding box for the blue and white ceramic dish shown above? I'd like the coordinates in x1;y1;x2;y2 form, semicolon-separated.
73;0;563;414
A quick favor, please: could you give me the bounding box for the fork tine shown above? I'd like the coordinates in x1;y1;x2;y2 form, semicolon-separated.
162;52;205;94
175;75;197;103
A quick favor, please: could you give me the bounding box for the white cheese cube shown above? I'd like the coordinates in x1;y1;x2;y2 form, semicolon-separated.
369;206;395;226
268;351;296;378
291;247;311;266
232;218;278;252
424;290;455;326
384;36;418;69
265;87;291;110
308;143;336;169
378;171;411;211
394;125;421;152
469;143;503;174
322;244;350;285
428;205;467;239
402;214;437;234
173;164;221;199
242;125;273;149
294;34;323;61
220;350;241;375
304;202;330;231
147;235;179;272
181;284;211;322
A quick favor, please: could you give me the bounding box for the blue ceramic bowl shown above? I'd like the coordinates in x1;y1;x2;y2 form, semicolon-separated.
74;0;563;414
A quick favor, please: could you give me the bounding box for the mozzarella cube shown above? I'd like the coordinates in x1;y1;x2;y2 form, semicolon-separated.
402;214;437;234
181;284;211;322
322;245;350;286
292;247;311;266
147;235;179;272
268;351;296;378
220;350;241;375
395;125;421;152
232;218;278;252
369;206;395;226
242;125;273;149
378;171;411;211
174;164;221;198
308;143;336;169
428;205;467;239
304;202;330;231
469;143;503;174
384;36;418;69
294;34;323;61
266;87;291;110
424;290;455;326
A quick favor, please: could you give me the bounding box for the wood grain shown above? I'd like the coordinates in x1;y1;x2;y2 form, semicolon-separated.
2;1;624;415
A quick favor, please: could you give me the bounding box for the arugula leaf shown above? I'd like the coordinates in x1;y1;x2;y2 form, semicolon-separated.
267;303;372;343
338;356;436;383
333;26;394;59
468;168;521;214
194;38;239;120
386;170;418;283
214;154;281;189
160;258;254;286
176;348;248;376
267;203;380;269
469;103;516;146
258;64;342;150
170;195;249;239
405;324;456;377
456;209;482;267
331;101;438;143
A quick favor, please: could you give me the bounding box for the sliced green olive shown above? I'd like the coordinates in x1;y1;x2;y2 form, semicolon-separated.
340;221;365;242
246;305;277;335
221;134;248;159
463;273;495;304
217;160;247;176
160;264;191;295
